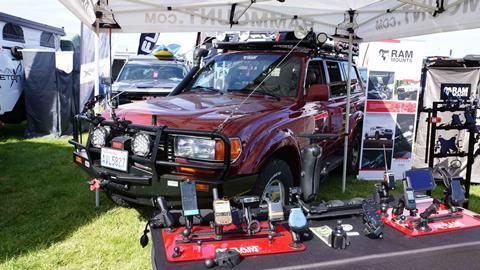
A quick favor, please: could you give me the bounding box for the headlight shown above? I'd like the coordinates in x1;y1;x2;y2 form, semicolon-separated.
132;132;152;157
174;136;242;162
175;136;216;160
91;126;108;148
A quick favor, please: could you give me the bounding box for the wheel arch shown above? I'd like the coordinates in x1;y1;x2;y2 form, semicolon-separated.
255;141;302;187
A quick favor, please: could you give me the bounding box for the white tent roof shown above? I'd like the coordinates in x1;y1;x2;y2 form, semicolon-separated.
60;0;480;41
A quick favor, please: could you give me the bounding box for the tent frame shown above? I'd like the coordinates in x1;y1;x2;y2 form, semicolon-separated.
66;0;467;193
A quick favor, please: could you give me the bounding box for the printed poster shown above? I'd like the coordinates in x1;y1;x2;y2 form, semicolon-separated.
358;40;425;180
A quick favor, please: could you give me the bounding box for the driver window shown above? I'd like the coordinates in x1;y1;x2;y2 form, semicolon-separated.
305;61;325;90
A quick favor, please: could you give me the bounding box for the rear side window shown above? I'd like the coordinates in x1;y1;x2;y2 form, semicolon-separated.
40;32;55;48
3;23;24;43
326;61;342;82
340;62;358;80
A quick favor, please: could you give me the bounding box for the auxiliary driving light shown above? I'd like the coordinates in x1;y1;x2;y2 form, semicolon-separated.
132;132;152;157
91;126;109;148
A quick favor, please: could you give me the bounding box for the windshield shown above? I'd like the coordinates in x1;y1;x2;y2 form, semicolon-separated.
187;53;301;97
117;62;186;82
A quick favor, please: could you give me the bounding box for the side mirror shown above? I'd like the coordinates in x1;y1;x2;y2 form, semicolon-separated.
101;76;112;86
193;48;209;66
306;84;329;101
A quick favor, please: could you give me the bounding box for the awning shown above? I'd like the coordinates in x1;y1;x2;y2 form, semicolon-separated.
59;0;480;41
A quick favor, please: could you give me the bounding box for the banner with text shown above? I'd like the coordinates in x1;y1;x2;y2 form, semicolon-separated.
358;40;425;180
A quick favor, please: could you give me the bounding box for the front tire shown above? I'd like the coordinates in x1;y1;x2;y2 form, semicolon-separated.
252;159;294;205
347;128;362;175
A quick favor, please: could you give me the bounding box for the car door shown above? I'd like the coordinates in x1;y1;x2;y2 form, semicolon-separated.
323;60;346;148
304;60;330;134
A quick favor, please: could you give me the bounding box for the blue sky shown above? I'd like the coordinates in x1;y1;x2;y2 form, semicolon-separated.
2;0;480;58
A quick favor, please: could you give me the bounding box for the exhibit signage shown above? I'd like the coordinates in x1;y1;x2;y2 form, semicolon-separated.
137;33;160;55
0;52;23;115
358;40;425;180
413;67;480;183
440;83;472;100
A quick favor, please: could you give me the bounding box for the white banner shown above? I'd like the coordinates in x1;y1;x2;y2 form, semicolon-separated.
359;0;480;42
358;40;425;180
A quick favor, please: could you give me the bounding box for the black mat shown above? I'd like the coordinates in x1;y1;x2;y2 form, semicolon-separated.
152;216;480;270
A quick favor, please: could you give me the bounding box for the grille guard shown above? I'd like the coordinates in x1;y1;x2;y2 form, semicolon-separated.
69;114;232;182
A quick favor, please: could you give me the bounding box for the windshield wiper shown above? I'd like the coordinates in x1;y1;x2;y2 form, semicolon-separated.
254;89;281;101
229;88;280;101
190;86;223;94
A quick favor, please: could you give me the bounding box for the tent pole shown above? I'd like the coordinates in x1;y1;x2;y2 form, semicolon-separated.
94;18;100;209
342;32;354;193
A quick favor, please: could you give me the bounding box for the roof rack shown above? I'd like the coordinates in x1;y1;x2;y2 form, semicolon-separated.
215;40;358;58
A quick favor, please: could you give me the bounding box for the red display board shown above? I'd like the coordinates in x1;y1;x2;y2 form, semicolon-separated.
161;222;305;262
383;202;480;236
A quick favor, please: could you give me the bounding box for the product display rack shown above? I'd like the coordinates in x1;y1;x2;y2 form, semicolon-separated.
426;100;478;207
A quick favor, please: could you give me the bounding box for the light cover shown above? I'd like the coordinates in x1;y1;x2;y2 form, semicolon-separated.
175;136;216;160
91;126;108;148
132;133;152;157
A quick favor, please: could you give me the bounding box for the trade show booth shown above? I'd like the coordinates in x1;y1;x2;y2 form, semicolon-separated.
59;1;480;269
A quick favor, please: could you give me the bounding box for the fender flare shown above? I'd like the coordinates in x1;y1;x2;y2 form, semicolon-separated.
240;129;302;182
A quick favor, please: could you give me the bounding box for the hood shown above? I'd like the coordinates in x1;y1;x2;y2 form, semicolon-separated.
113;92;293;132
113;79;179;92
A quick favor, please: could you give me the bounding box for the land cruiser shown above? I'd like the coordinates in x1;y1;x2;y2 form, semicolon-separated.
70;33;365;208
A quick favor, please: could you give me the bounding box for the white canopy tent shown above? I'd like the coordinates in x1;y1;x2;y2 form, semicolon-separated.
60;0;480;192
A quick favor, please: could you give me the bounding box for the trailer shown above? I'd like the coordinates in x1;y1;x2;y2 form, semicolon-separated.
0;12;65;125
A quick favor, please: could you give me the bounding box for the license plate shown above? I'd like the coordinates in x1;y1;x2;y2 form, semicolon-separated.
101;147;128;172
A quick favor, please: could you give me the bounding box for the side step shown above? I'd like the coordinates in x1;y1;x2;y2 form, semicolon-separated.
322;155;344;174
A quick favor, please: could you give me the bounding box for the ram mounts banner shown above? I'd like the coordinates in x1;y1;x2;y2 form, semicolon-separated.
358;40;425;180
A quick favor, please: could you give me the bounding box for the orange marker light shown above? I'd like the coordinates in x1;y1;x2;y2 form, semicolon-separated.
215;138;242;162
177;167;215;175
75;156;83;164
195;183;210;192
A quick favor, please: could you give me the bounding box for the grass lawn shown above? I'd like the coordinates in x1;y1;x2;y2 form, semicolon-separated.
1;123;479;269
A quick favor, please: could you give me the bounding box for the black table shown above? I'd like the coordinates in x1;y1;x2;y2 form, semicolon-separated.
152;216;480;270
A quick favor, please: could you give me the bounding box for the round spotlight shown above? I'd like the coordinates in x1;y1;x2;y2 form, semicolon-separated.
293;29;307;39
239;31;250;41
132;133;152;157
91;126;108;148
317;32;328;44
216;32;227;42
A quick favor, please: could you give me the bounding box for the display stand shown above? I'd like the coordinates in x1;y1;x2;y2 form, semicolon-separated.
426;100;477;207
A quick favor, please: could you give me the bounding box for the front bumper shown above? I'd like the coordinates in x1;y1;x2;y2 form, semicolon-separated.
70;114;256;207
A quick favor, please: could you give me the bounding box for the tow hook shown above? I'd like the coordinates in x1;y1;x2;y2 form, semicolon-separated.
89;179;102;191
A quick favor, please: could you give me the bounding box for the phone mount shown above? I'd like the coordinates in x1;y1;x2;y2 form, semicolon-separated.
436;135;461;156
234;195;261;236
331;220;349;249
416;199;441;232
444;176;467;212
288;208;308;248
392;179;418;220
152;196;175;232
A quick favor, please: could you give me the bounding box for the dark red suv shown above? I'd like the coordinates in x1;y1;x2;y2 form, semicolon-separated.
70;39;365;208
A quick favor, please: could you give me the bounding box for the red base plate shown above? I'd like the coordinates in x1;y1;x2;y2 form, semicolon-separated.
382;202;480;236
161;222;305;262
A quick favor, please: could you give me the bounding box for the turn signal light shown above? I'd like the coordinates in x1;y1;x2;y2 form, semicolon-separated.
177;167;215;175
195;183;210;192
75;156;83;164
215;138;242;162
